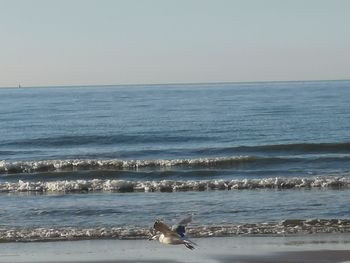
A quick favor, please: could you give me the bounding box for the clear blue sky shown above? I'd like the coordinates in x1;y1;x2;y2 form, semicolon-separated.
0;0;349;87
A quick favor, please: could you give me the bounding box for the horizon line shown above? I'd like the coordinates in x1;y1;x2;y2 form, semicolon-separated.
1;78;350;89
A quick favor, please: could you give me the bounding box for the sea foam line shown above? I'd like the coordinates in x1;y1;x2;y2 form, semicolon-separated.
0;157;256;174
1;155;349;175
0;176;349;193
1;219;349;242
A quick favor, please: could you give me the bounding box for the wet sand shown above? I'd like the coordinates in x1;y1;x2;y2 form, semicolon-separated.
0;234;349;263
219;250;350;263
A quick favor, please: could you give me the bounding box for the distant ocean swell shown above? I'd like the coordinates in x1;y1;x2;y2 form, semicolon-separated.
2;140;350;154
196;142;350;155
1;155;350;174
1;219;349;242
1;176;349;193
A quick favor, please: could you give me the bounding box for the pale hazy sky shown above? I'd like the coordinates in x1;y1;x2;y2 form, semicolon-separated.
0;0;349;87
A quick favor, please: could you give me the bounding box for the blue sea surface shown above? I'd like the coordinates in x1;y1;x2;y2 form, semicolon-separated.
0;80;350;241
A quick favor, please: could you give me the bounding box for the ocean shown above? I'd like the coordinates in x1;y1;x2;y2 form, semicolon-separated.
0;80;350;242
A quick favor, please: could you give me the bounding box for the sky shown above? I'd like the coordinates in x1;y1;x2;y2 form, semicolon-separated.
0;0;349;87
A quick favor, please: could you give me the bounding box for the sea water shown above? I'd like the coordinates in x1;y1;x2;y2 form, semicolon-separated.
0;80;350;241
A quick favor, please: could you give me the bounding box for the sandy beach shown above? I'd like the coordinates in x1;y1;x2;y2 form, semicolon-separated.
1;234;349;263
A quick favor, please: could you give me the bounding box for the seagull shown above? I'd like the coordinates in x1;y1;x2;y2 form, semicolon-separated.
149;215;196;250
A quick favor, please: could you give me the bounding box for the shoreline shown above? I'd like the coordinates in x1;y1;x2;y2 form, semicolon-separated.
1;234;349;263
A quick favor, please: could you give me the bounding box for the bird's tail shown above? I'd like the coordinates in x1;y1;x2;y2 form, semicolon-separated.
185;238;198;246
183;240;195;250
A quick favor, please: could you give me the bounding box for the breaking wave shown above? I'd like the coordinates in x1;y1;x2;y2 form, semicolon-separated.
1;155;349;174
1;219;349;242
0;156;261;174
0;176;349;193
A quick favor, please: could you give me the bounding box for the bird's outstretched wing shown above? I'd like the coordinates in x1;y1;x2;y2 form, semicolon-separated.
177;215;193;226
153;220;172;235
172;215;192;238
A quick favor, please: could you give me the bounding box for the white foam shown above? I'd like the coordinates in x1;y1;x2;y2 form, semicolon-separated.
0;156;254;174
0;176;349;193
1;219;349;242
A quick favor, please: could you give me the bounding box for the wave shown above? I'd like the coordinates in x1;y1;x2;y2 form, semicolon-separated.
2;155;350;174
1;219;349;242
241;142;350;153
2;132;350;153
1;176;349;193
0;134;212;147
0;156;258;174
195;142;350;155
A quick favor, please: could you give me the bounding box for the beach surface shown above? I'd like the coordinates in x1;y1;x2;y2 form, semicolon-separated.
1;234;350;263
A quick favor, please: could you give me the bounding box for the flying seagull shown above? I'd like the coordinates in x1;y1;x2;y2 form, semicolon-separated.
149;215;196;250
